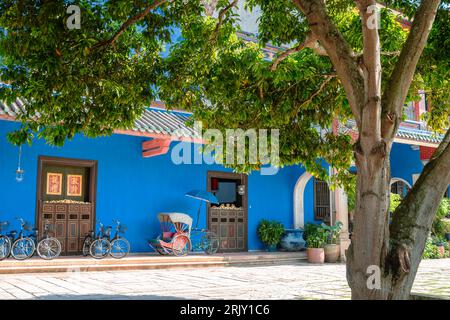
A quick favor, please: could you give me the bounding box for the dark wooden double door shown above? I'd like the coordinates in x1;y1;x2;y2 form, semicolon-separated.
207;171;248;252
37;156;97;255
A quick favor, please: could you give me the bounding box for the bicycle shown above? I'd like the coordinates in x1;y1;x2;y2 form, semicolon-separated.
88;222;111;259
8;218;36;260
82;230;95;257
0;221;11;260
108;219;130;259
36;220;61;260
190;228;219;255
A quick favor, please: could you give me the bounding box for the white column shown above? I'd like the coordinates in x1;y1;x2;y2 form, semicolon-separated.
334;186;351;262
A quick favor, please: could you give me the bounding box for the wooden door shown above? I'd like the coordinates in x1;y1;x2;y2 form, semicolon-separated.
207;171;248;252
37;157;97;255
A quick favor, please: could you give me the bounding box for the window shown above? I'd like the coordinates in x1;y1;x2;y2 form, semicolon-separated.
314;179;331;221
404;101;416;121
391;180;411;198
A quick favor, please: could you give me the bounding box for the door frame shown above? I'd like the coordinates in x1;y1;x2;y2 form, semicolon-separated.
206;170;248;252
35;156;98;247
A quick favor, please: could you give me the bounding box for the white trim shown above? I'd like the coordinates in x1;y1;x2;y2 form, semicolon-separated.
390;177;412;189
393;137;439;148
412;174;420;185
293;172;313;229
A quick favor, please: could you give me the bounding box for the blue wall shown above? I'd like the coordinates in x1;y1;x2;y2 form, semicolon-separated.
390;143;423;187
390;143;450;196
0;120;307;252
2;119;444;253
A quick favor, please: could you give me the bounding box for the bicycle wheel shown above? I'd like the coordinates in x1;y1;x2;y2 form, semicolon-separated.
0;236;11;260
171;234;191;256
82;237;92;256
11;238;35;260
89;239;111;259
37;237;61;260
201;231;220;255
110;238;130;259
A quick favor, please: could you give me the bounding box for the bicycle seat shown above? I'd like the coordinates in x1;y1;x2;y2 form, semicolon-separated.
8;230;17;236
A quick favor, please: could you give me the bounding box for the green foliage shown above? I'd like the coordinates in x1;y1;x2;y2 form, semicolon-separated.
444;220;450;234
303;223;328;248
422;238;442;259
0;0;204;145
436;198;449;219
256;219;285;246
390;193;402;213
321;221;343;244
0;0;447;191
431;198;450;238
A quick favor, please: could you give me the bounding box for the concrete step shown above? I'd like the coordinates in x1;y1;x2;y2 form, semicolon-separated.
0;251;307;274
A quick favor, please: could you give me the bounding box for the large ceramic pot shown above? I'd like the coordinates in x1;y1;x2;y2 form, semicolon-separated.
307;248;325;264
324;244;340;263
437;245;445;258
445;233;450;241
280;229;306;251
266;244;277;252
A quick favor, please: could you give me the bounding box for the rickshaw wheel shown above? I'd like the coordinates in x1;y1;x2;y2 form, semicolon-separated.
171;234;191;256
156;246;168;255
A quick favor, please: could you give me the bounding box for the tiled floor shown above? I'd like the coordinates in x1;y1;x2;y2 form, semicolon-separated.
0;258;448;300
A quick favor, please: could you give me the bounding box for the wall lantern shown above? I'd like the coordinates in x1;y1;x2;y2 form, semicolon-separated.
237;184;245;196
15;145;24;182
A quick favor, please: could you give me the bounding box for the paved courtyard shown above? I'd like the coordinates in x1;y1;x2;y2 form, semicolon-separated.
0;258;448;300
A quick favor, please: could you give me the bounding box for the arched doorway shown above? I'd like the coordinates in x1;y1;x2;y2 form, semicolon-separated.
293;172;332;228
390;178;412;198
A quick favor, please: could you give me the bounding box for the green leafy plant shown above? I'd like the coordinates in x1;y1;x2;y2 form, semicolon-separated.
422;238;441;259
436;198;450;219
303;223;321;241
390;193;402;213
304;224;328;248
444;220;450;234
257;219;285;247
431;198;450;238
321;221;343;244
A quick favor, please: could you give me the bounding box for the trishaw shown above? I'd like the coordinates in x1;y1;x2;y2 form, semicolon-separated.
148;213;192;256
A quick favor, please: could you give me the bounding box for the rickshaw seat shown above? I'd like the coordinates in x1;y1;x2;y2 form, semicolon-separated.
163;231;175;240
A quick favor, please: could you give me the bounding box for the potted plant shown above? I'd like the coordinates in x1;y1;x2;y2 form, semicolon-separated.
257;219;285;252
444;220;450;242
433;236;447;258
321;221;343;263
304;224;328;263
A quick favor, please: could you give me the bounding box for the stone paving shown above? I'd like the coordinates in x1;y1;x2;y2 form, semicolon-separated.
0;258;448;300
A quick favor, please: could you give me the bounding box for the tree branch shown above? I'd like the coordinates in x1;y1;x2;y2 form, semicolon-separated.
291;75;335;117
388;127;450;280
269;32;323;71
356;0;383;148
381;0;441;140
210;0;239;42
292;0;365;126
92;0;169;50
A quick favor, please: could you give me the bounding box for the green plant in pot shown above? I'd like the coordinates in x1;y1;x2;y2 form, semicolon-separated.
304;223;328;264
321;221;343;263
257;219;285;252
444;220;450;242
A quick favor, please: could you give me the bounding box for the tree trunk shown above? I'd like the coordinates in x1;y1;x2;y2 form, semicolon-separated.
346;140;392;299
347;130;450;300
